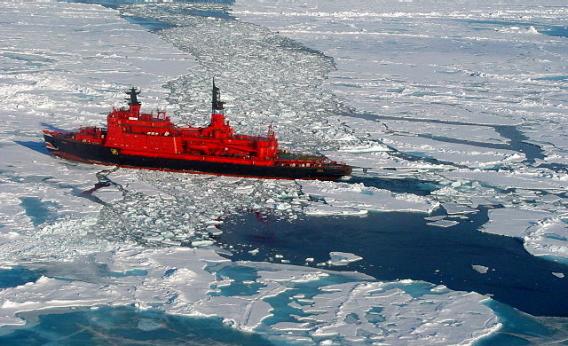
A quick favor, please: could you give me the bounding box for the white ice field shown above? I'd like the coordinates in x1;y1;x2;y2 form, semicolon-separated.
0;0;567;345
231;0;568;260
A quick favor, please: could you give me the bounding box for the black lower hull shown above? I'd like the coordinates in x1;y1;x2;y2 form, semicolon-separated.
43;135;351;180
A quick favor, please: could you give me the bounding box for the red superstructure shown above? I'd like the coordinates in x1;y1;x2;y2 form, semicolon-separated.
43;82;351;180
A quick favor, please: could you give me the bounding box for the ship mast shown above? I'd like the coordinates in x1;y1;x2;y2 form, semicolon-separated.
207;79;232;137
211;78;224;113
126;87;141;115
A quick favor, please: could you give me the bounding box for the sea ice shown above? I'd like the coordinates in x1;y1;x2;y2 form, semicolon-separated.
302;180;436;215
472;265;490;274
0;1;563;344
427;219;459;228
327;252;363;266
482;208;551;238
232;0;568;266
481;208;568;259
524;218;568;259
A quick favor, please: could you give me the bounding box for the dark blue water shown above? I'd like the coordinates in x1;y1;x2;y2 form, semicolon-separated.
0;267;41;289
217;210;568;317
0;306;272;345
493;125;545;165
122;15;175;32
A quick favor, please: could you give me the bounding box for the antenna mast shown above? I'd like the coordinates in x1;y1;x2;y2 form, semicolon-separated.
212;78;224;112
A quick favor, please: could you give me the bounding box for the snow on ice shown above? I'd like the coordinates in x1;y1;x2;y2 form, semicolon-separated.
1;0;568;344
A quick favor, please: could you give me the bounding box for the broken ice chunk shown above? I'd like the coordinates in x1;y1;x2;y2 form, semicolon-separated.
427;219;459;228
328;252;363;266
442;203;477;215
472;265;489;274
191;240;214;248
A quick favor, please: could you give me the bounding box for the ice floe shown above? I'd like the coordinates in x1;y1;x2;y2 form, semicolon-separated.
472;265;490;274
1;0;567;344
481;208;568;259
0;245;504;344
302;180;436;215
327;252;363;267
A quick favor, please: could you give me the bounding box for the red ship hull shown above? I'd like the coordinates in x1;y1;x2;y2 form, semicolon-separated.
42;85;352;181
43;132;351;180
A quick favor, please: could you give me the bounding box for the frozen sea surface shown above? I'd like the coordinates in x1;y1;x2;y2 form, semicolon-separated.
1;0;568;345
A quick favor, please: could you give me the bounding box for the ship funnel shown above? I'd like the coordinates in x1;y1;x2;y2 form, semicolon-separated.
211;78;224;112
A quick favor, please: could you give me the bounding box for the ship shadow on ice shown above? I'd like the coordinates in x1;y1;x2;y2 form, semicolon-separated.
13;140;49;156
11;140;117;205
40;122;66;132
15;122;67;156
218;208;568;317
